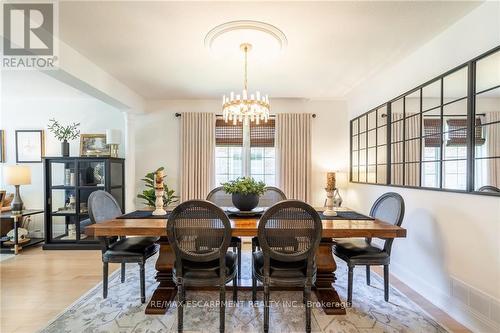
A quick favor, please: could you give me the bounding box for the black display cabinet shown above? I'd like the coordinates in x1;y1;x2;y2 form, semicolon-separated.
43;157;125;249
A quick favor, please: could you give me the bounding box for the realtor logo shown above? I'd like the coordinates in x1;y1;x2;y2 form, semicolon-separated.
2;2;58;69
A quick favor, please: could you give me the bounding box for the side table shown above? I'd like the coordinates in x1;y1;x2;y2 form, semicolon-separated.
0;209;44;254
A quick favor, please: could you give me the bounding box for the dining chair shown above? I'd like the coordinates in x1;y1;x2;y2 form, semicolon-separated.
478;185;500;193
88;190;159;303
206;186;242;277
251;186;287;252
333;192;405;305
252;200;322;333
167;200;237;333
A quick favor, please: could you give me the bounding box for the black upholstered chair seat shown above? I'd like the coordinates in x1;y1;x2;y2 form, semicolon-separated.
230;236;241;245
252;251;316;283
168;200;237;332
252;200;322;333
334;239;389;262
89;190;160;304
103;237;159;259
333;192;405;305
173;252;237;282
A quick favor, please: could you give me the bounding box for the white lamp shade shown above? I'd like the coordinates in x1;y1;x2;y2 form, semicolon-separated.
335;172;348;188
106;129;121;145
4;165;31;185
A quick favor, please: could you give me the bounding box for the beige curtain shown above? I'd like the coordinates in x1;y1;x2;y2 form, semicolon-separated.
276;113;312;202
391;113;420;186
486;112;500;187
405;114;420;186
180;112;215;202
391;114;404;185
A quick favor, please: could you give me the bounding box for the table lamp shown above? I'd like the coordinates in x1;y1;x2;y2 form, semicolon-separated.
4;165;31;213
106;129;121;158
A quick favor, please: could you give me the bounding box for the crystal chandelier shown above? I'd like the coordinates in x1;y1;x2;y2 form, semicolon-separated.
222;43;270;125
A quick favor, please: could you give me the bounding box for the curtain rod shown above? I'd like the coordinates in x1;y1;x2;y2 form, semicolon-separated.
174;113;316;118
381;113;485;118
418;113;486;117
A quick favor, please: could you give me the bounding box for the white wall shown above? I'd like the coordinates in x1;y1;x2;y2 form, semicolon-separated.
134;98;349;208
345;2;500;332
0;71;126;237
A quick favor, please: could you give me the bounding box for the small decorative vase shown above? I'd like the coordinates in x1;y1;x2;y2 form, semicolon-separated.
61;140;69;157
232;193;259;211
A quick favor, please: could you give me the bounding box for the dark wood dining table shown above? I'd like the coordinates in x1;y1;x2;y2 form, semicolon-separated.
85;208;406;316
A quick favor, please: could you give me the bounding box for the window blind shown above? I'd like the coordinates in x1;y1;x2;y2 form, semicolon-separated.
423;118;441;147
446;118;485;146
250;118;275;147
215;118;243;146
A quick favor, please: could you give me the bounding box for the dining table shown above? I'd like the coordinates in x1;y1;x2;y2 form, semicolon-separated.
85;207;406;316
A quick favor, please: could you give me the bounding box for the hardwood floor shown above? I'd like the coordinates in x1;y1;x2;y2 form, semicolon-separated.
0;245;470;333
0;245;119;333
372;266;471;333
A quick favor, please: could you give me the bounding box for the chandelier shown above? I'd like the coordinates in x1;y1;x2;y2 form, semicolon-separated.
222;43;270;125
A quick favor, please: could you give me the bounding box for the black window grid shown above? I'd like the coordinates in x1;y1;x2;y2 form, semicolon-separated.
349;45;500;196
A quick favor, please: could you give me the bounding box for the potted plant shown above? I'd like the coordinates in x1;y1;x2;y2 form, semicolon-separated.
47;119;80;157
137;167;179;207
222;177;266;211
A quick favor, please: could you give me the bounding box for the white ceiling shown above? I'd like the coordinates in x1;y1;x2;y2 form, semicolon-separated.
59;1;480;100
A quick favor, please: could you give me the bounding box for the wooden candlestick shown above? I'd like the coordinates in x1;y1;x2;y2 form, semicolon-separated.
152;170;167;216
326;172;336;191
324;172;339;216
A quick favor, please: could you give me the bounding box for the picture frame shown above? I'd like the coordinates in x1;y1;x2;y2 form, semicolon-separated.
0;130;5;162
0;190;5;209
15;130;45;163
80;134;110;157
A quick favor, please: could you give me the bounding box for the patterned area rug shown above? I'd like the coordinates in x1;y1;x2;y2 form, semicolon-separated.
38;252;448;333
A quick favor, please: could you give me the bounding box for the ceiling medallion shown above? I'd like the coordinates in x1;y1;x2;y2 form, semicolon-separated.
205;21;286;124
204;20;287;54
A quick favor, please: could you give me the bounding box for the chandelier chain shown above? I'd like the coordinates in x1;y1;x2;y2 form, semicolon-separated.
244;44;248;91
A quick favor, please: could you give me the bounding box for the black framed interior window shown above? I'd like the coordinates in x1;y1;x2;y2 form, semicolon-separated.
349;45;500;196
351;105;388;184
473;49;500;194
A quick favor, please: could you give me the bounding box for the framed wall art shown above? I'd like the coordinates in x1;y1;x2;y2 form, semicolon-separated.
0;130;5;162
15;130;45;163
80;134;110;157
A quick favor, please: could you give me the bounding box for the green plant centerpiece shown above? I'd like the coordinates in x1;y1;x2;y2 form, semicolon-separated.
47;118;80;157
137;167;179;208
221;177;266;211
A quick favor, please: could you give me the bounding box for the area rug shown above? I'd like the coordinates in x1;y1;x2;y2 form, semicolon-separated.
38;252;448;333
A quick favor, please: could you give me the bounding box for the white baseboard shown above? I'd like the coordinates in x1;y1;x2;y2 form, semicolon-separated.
390;262;500;333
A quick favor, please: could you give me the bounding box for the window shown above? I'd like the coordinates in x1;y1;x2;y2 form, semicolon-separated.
349;45;500;196
351;105;388;184
250;119;276;185
215;146;243;185
215;119;243;184
215;118;276;186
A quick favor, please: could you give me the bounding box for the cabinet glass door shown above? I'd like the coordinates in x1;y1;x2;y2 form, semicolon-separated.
78;160;106;187
51;215;78;241
110;161;123;187
51;160;76;187
51;189;76;215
